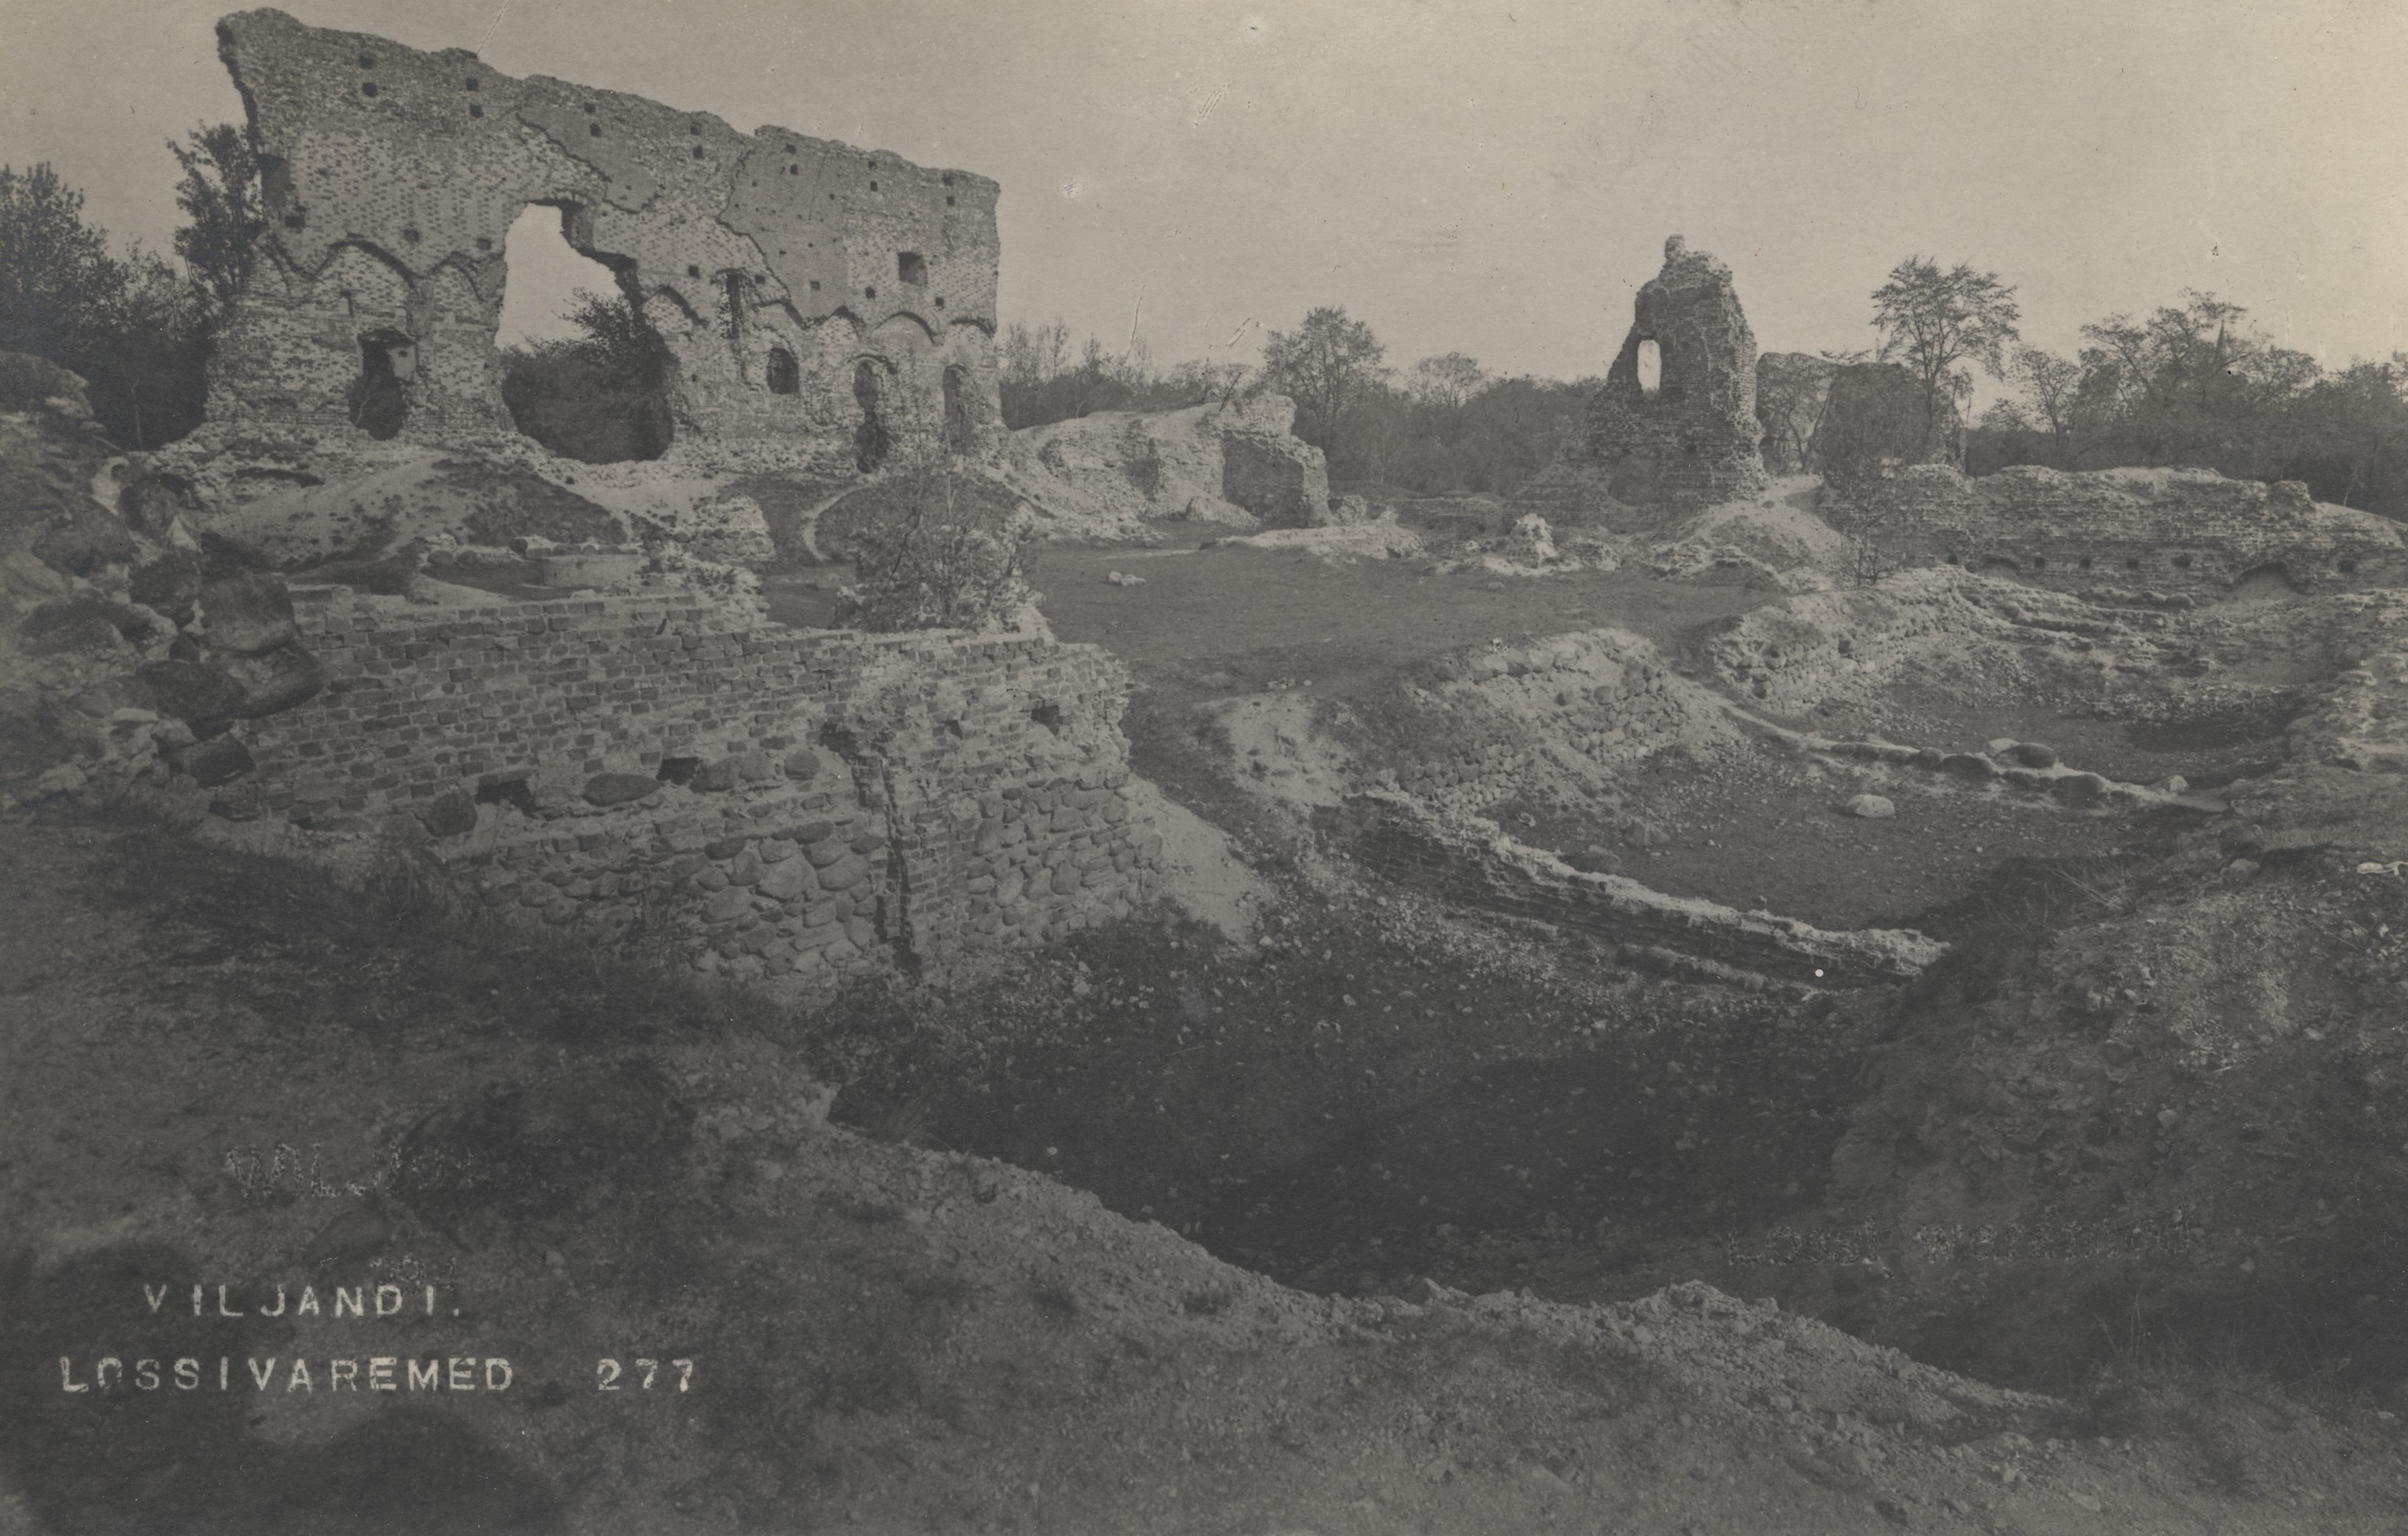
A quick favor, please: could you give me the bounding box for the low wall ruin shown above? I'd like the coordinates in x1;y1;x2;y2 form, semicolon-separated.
216;589;1158;990
1338;792;1940;988
1846;463;2408;598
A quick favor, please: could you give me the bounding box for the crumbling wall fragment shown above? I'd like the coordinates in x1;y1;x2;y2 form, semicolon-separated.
1521;236;1768;519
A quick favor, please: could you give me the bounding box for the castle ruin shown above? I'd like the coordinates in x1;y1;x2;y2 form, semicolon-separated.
208;9;1001;469
1521;236;1768;519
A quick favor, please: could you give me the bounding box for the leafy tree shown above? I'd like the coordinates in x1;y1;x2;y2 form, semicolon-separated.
0;163;119;363
0;161;211;445
168;124;264;330
2301;356;2408;511
1869;257;2020;456
1407;352;1487;409
2005;345;2085;467
1259;306;1386;451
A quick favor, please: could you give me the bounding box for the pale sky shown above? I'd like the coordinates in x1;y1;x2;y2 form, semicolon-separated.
5;0;2404;382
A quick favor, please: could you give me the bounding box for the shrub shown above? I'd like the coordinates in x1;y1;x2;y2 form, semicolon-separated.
835;458;1038;632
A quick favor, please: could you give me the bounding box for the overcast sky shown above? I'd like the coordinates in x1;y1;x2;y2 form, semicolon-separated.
6;0;2403;383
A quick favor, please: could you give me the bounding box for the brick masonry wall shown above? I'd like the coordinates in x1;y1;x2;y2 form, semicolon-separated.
1340;792;1940;988
1849;463;2408;598
231;588;1157;992
209;9;1003;463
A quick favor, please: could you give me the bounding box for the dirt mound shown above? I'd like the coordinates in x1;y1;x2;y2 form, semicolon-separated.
7;816;2403;1532
1643;475;1857;592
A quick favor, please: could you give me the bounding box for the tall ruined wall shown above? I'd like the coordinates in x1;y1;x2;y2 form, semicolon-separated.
213;589;1155;991
1849;463;2408;598
208;9;1002;467
1521;236;1768;519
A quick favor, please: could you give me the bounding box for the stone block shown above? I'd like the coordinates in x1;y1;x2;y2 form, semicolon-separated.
584;773;662;807
171;735;256;787
422;788;478;837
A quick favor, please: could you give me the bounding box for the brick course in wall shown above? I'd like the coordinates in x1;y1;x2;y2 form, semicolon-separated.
209;9;1003;467
231;589;1156;991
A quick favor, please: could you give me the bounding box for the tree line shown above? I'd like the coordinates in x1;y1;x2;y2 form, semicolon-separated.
7;135;2404;519
0;130;258;447
1001;309;1596;498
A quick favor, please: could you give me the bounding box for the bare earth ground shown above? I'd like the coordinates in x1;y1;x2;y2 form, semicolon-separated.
10;815;2408;1532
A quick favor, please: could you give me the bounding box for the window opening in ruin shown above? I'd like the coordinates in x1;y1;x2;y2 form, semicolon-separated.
464;77;478;90
854;360;891;473
868;180;878;191
1031;702;1065;736
766;347;799;395
865;286;877;300
469;104;483;118
718;272;747;340
943;365;974;451
2173;554;2193;569
655;756;700;785
361;81;378;96
1635;338;1661;398
494;203;675;464
898;252;927;287
358;53;375;68
348;330;412;441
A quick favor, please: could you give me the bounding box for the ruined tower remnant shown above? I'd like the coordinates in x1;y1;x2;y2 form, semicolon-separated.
207;9;1002;467
1526;236;1767;516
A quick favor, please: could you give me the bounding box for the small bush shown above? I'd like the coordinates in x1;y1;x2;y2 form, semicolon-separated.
835;459;1037;632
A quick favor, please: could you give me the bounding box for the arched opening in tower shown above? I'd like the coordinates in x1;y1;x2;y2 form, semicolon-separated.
1636;338;1662;399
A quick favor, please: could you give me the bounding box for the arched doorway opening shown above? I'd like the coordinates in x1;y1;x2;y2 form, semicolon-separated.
767;346;800;395
349;329;413;439
942;365;975;452
854;360;891;473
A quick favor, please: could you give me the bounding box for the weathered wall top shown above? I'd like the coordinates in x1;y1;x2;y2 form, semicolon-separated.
208;9;1004;463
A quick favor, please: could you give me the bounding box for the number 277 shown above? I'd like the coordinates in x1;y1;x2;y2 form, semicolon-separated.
596;1358;694;1391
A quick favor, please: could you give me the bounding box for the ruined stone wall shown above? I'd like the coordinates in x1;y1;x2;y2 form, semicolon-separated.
224;589;1156;991
209;9;1003;467
1847;463;2408;598
1340;793;1938;988
1521;237;1768;519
